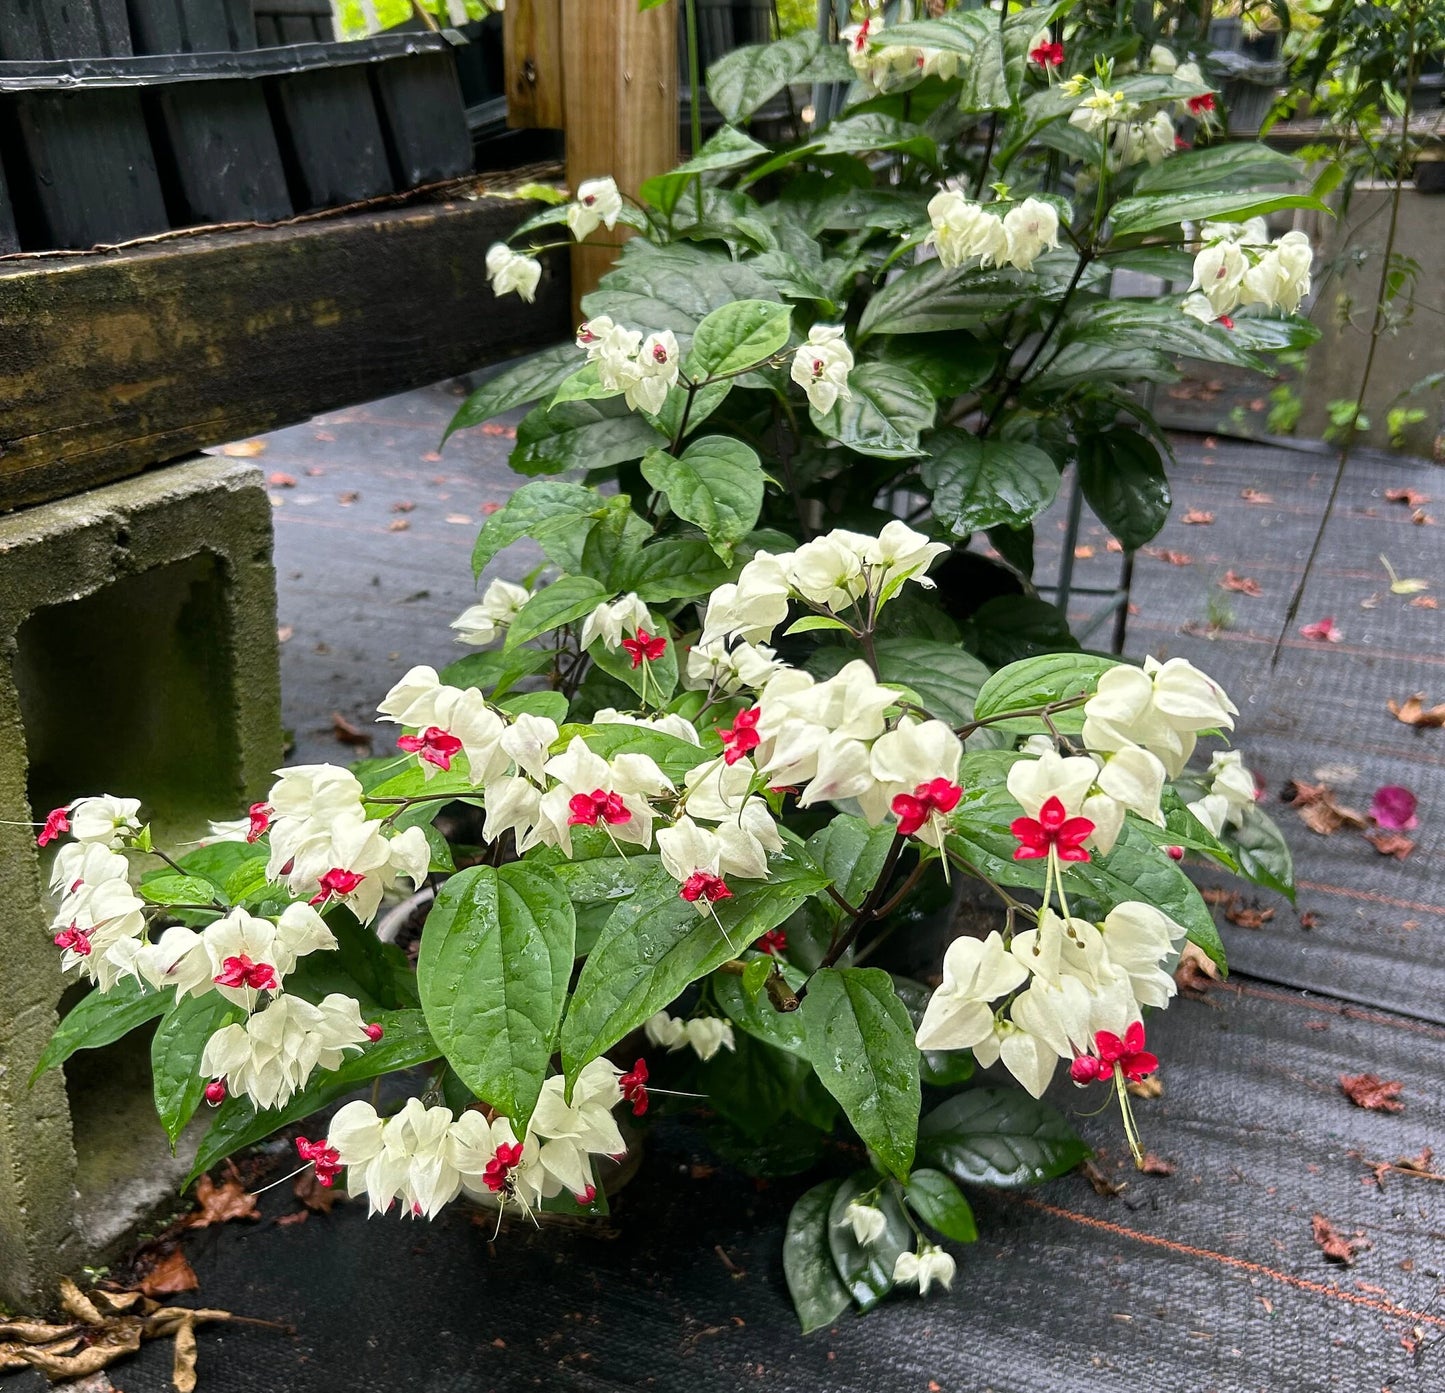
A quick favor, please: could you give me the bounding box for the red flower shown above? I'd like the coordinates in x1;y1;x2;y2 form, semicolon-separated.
620;628;667;669
1010;795;1094;862
1071;1021;1159;1084
681;871;732;904
891;777;963;837
757;927;788;956
37;806;70;847
53;926;91;956
717;706;761;765
1165;845;1184;862
214;954;279;991
310;867;365;905
1218;315;1235;330
296;1135;343;1187
397;725;464;771
853;17;871;52
568;789;631;827
1299;616;1342;643
483;1140;524;1193
619;1058;650;1116
363;1022;385;1042
204;1079;227;1105
1030;40;1065;68
246;802;273;843
1187;92;1215;115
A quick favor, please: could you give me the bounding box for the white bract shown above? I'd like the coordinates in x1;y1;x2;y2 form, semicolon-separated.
894;1245;956;1295
566;176;623;241
485;243;542;303
791;324;854;414
452;579;530;647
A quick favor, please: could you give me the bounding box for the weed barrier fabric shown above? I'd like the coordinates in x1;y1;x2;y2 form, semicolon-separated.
17;397;1437;1391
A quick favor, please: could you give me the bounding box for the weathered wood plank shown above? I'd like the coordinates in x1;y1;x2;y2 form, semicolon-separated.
503;0;563;131
0;194;570;512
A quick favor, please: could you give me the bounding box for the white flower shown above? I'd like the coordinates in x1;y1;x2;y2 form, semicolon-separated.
566;176;623;241
1189;239;1248;317
200;992;370;1110
451;579;530;647
1099;901;1184;1009
331;1097;472;1219
698;552;792;647
644;1010;688;1050
594;709;701;746
1181;292;1219;324
685;639;782;694
68;795;142;848
579;593;651;651
481;774;545;852
267;762;365;822
925;190;1009;270
893;1244;956;1295
1131;110;1178;166
1002;198;1060;271
915;931;1028;1051
1069;87;1136;134
657;815;724;889
1149;43;1177;74
49;840;129;899
536;736;671;856
867;519;949;592
1094;744;1167;827
578;315;642;371
617;330;681;416
859;716;962;833
498;712;559;783
485;243;542;303
519;1058;626;1206
1005;748;1128;855
1239;230;1312;314
791;324;854;415
844;1200;888;1246
686;1016;736;1062
55;878;148;989
449;1109;524;1205
1173;61;1208;114
276;812;429;924
1187;791;1230;837
1082;657;1235;778
1207;749;1256;826
786;535;867;610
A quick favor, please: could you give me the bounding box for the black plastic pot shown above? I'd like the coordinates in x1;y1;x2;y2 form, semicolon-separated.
252;0;334;47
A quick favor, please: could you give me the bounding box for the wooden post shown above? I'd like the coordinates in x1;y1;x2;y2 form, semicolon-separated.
561;0;677;318
503;0;564;131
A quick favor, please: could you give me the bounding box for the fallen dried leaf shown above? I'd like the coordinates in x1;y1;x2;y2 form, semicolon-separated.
1140;1153;1176;1176
445;513;473;525
134;1249;199;1300
1225;902;1275;929
1286;780;1368;835
390;500;416;513
1365;829;1415;860
480;422;516;439
294;1169;341;1214
267;472;297;488
1142;546;1194;566
481;501;505;515
1174;941;1220;996
1080;1159;1126;1196
422;451;444;464
1126;1074;1163;1099
1105;537;1123;553
1385;487;1430;507
331;712;371;747
386;518;411;532
1299;909;1322;929
276;625;294;643
1411;595;1438;609
1221;571;1262;596
1240;487;1273;504
220;439;266;458
1340;1073;1405;1113
1412;509;1435;525
337;490;361;506
1312;1213;1367;1265
186;1174;260;1228
1388;693;1445;728
173;1315;198;1393
1182;509;1215;524
305;465;327;476
1073;545;1095;560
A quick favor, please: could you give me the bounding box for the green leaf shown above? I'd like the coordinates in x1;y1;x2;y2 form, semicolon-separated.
578;494;654;592
588;619;679;704
826;1172;911;1312
685;300;793;380
715;956;809;1056
812;362;935;460
799;967;920;1180
922;429;1060;538
640;126;770;217
970;653;1119;733
876;334;994;398
784;615;857;637
1224;802;1295;901
783;1179;854;1334
705;30;822;125
859;261;1026;337
1028;342;1179;394
549;363;618;406
328;914;421;1010
445;344;582;441
561;849;826;1083
613;538;737;603
890;977;976;1088
805;815;897;924
138;873;225;908
962;594;1078;667
582;241;780;337
641;438;765;553
498;691;569;725
439;645;555;697
1133;144;1305;194
807;639;989;727
555;722;713;784
1076;429;1171;551
153;994;245;1148
471;480;600;577
1068;301;1268;373
512;398;667;478
918;1087;1089;1188
905;1168;978;1243
1108;190;1330;239
418;864;575;1131
506;575;610;650
32;977;169;1082
184;1009;440;1185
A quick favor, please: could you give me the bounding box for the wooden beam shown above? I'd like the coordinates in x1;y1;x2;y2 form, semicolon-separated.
560;0;677;317
0;195;571;512
503;0;564;131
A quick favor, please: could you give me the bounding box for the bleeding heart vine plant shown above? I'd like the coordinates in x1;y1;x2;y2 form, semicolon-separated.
34;0;1303;1333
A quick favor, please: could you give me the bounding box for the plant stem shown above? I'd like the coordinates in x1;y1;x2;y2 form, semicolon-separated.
799;834;910;998
683;0;705;225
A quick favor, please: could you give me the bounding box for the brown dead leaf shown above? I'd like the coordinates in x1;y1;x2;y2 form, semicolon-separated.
445;513;473;526
305;465;327;476
1340;1073;1405;1113
480;422;517;439
186;1174;260;1228
1299;909;1322;929
1312;1213;1367;1265
1388;693;1445;728
1412;508;1435;524
220;439;266;458
60;1278;106;1324
331;712;371;747
422;451;444;464
294;1169;341;1214
1105;537;1123;553
1240;487;1273;504
1411;595;1438;609
173;1316;198;1393
1221;570;1263;596
1073;545;1095;560
274;1209;310;1227
1080;1159;1126;1196
1225;902;1275;929
1140;1153;1176;1176
1365;829;1415;860
276;625;294;643
1200;886;1240;907
1182;509;1215;524
267;472;297;488
1385;487;1430;507
390;500;416;513
337;490;361;505
1285;780;1368;835
135;1249;199;1300
1127;1074;1163;1099
386;518;411;532
1174;941;1220;997
1142;546;1194;566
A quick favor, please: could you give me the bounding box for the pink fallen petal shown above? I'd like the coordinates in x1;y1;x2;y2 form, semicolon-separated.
1299;617;1343;643
1370;785;1419;831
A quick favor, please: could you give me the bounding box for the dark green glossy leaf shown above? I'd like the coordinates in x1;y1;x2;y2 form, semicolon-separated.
641;438;765;552
860;261;1027;337
1109;190;1329;239
918;1087;1088;1188
812;362;935;460
905;1168;978;1243
32;976;170;1082
971;653;1119;733
505;575;611;650
1076;428;1171;551
444;344;582;441
153;993;244;1148
470;480;600;577
512;398;667;478
784;1179;854;1334
826;1172;910;1311
706;30;822;125
923;429;1060;537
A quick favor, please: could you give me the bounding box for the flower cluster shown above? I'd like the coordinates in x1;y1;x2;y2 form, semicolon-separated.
485;243;542;304
790;324;854;414
645;1011;736;1061
566;176;622;242
576;316;681;415
842;16;958;94
1184;225;1313;325
925;191;1061;273
451;578;530;647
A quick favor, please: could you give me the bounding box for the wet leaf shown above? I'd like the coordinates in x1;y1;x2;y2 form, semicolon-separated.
1339;1073;1404;1113
1240;487;1272;504
1298;616;1342;642
1365;830;1415;860
1387;693;1445;728
1385;487;1430;507
220;439;266;457
330;712;371;746
185;1174;260;1228
1181;508;1215;524
134;1249;199;1299
1311;1213;1367;1265
1220;570;1262;596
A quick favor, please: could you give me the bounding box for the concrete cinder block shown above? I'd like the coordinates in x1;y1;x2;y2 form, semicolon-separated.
0;457;282;1308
